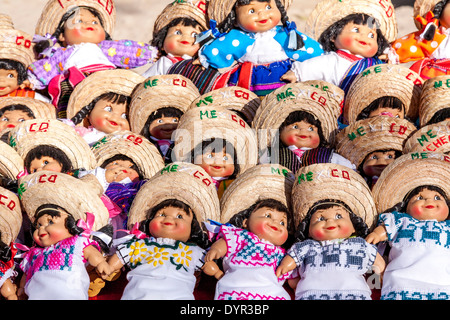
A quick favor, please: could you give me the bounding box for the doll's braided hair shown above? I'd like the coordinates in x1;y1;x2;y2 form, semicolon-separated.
0;232;12;263
433;0;450;18
295;199;370;241
0;59;28;85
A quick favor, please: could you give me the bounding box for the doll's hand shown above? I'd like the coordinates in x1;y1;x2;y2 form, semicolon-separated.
280;70;297;83
202;260;224;280
1;279;18;300
19;80;33;90
365;225;387;244
275;255;296;278
96;260;114;279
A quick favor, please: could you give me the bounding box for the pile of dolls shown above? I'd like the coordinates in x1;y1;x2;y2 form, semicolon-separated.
0;0;450;300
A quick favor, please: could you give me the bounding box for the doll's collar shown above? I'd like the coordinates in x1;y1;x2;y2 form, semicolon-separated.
336;49;363;62
319;236;355;246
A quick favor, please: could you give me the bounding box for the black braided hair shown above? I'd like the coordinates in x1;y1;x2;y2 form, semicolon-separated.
0;59;28;85
433;0;450;18
0;232;12;263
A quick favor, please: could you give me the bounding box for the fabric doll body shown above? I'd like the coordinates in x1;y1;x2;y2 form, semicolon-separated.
286;237;377;300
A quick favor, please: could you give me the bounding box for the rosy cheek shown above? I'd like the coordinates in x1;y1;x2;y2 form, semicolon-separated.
338;35;354;50
148;220;161;236
242;24;258;32
408;206;422;218
310;135;320;147
223;166;234;176
92;117;108;130
283;134;297;146
164;41;176;52
310;229;324;240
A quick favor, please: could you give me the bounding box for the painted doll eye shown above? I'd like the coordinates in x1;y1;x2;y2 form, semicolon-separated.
292;124;298;129
1;117;9;122
434;195;442;201
335;213;343;219
248;9;255;14
265;4;271;9
175;30;182;35
368;32;375;39
223;155;229;161
7;73;15;78
157;119;164;124
18;118;26;122
370;154;378;160
351;27;359;33
172;118;179;123
307;126;314;131
103;106;112;112
206;153;213;159
121;113;127;119
191;32;198;38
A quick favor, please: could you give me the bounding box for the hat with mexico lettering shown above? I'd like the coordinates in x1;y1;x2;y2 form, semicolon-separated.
291;163;377;229
0;15;35;68
219;164;295;225
66;69;145;126
129;74;200;135
8;119;97;171
189;86;261;124
0;97;57;120
172;106;259;175
18;171;110;230
403;120;450;154
418;75;450;127
35;0;116;37
344;64;423;124
252;81;343;149
91;130;165;179
305;0;398;42
127;162;220;229
0;186;22;244
371;152;450;213
413;0;441;29
335;116;417;169
0;141;24;181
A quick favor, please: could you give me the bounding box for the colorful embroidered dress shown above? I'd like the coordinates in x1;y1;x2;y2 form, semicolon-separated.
287;237;377;300
214;224;292;300
19;235;101;300
379;211;450;300
116;236;206;300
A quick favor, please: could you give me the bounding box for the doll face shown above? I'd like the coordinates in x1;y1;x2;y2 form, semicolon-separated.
0;110;33;131
163;23;202;58
29;156;63;174
0;69;19;96
148;115;179;140
104;159;139;183
148;205;193;242
309;205;355;241
280;120;320;149
440;2;450;29
368;106;404;119
333;22;378;57
59;8;106;46
88;98;130;134
362;150;396;178
33;211;73;247
406;188;449;221
235;0;281;33
194;148;235;178
243;206;289;246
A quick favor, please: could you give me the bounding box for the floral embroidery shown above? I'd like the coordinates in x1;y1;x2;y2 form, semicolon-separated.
171;243;193;271
43;62;52;72
128;241;147;266
107;47;117;57
146;247;169;267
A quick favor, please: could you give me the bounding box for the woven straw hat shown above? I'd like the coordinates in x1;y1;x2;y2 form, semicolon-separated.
335;117;417;168
252;81;343;150
220;164;295;224
0;186;22;244
127;162;220;229
372;152;450;213
292;163;377;230
8;119;97;171
66;69;145;123
419;75;450;127
189;86;261;124
153;0;208;37
0;97;57;120
207;0;292;26
35;0;116;37
403;120;450;154
91;130;165;179
413;0;441;29
0;16;34;68
19;171;109;230
129;74;200;135
172;106;259;175
344;64;423;124
305;0;398;42
0;141;24;181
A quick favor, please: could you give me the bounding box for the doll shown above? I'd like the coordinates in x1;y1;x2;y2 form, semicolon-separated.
0;59;33;98
0;235;17;300
23;144;73;174
0;104;35;133
197;0;324;96
355;96;406;121
28;2;158;116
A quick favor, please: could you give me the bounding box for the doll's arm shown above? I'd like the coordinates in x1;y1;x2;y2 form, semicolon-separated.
372;252;386;275
205;238;228;261
27;47;70;89
102;253;125;279
366;225;388;244
202;260;224;280
1;278;17;300
280;70;297;83
99;40;159;69
84;245;112;277
275;255;297;278
17;274;27;300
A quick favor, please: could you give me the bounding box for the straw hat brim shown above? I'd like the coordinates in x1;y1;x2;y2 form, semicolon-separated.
0;97;57;120
419;75;450;127
0;187;22;244
305;0;398;42
0;28;35;67
91;130;165;179
127;162;220;229
291;163;377;230
403;120;450;154
0;14;14;29
371;152;450;213
219;164;295;224
0;141;24;181
18;171;109;230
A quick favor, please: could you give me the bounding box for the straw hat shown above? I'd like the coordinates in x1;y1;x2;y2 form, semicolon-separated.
372;152;450;213
0;141;24;181
0;97;57;120
305;0;398;42
91;130;165;179
189;86;261;124
8;119;97;171
18;171;109;230
252;81;343;150
403;120;450;154
344;64;423;124
66;69;145;123
0;186;22;244
0;15;34;68
35;0;116;37
335;116;417;168
153;0;208;37
129;74;200;135
207;0;292;26
172;106;259;175
413;0;441;29
219;164;295;224
127;162;220;229
291;163;377;230
419;75;450;127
